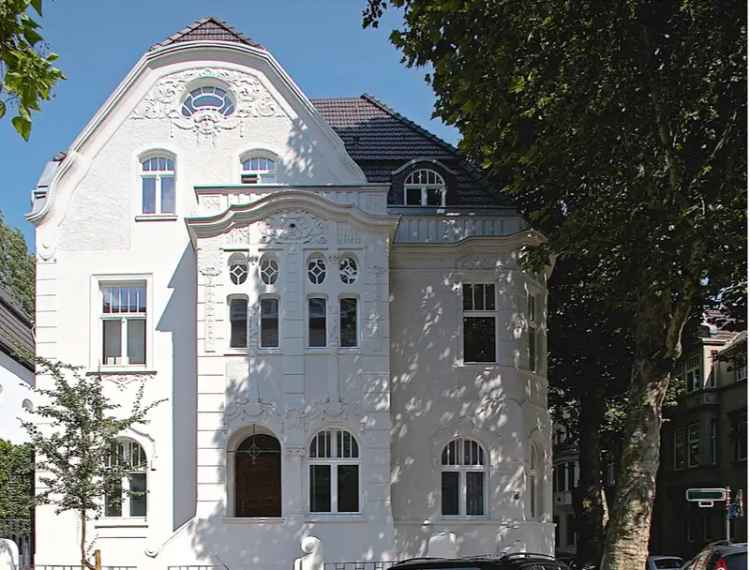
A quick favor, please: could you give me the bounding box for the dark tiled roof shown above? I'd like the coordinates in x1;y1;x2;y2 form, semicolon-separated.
311;95;510;207
0;288;33;370
150;17;263;51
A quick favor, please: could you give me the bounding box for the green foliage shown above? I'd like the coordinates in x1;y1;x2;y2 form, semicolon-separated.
21;358;163;567
0;439;34;519
0;0;64;140
0;210;35;318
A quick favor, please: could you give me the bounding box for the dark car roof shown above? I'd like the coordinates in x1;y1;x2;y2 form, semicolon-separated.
391;554;568;570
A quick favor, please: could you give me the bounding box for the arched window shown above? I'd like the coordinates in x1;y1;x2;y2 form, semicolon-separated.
141;156;175;215
528;443;542;520
228;253;249;285
404;168;446;207
241;155;277;184
105;438;148;518
235;433;282;517
440;437;486;516
259;255;279;286
181;86;235;117
308;429;360;513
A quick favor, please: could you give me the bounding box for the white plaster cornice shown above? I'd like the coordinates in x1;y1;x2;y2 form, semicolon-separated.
184;190;399;247
26;40;365;225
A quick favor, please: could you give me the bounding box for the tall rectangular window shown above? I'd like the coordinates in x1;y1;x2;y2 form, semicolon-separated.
687;423;700;467
440;471;460;515
229;298;248;349
308;298;327;347
462;283;496;363
309;465;331;512
736;357;747;382
340;298;357;348
101;285;146;366
260;298;279;348
674;428;687;470
141;156;175;215
733;418;747;461
710;419;718;465
528;291;540;372
686;356;702;392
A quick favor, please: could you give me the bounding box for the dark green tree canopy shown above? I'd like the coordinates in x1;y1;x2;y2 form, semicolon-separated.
0;211;35;317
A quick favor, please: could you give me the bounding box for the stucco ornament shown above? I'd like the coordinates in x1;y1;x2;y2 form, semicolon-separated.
102;373;156;390
199;248;222;352
258;209;327;245
456;255;500;270
294;536;323;570
130;67;287;144
224;398;279;430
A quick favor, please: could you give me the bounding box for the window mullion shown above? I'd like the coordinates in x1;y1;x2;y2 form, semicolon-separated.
155;175;162;214
460;470;467;516
121;317;129;365
331;462;338;513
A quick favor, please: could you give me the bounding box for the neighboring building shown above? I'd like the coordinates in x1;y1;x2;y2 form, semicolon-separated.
551;426;579;555
0;287;34;443
652;317;747;558
27;17;553;570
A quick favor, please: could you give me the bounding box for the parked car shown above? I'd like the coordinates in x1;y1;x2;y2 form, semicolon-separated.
388;553;571;570
648;556;685;570
682;542;747;570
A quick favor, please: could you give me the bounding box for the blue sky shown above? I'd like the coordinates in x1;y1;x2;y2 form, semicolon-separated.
0;0;459;248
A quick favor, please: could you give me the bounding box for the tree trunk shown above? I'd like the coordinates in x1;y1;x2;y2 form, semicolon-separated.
600;359;672;570
573;386;607;567
80;510;93;570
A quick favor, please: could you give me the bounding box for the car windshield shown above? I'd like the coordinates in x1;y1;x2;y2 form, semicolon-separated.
655;559;684;569
726;553;747;570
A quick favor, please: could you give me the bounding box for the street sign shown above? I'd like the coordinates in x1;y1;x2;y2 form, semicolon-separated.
686;488;728;502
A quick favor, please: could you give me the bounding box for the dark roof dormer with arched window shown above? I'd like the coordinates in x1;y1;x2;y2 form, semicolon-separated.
311;94;512;208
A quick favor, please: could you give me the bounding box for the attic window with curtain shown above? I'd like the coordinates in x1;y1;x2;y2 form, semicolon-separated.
403;168;446;206
181;86;235;117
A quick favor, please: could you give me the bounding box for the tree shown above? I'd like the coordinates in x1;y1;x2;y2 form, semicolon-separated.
0;439;34;519
0;0;64;140
0;211;35;318
22;359;163;569
363;2;746;568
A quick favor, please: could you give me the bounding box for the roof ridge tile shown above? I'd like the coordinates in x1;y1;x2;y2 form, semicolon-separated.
150;16;263;51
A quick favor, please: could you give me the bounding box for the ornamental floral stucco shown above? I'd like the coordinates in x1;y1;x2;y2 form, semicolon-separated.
130;67;287;143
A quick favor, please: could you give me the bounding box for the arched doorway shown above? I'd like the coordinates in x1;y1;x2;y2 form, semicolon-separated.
234;432;282;517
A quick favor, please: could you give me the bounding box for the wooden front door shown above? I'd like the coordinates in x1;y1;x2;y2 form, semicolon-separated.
235;434;282;517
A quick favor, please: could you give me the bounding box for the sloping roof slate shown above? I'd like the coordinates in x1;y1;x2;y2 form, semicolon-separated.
0;288;33;370
311;95;510;207
150;17;263;51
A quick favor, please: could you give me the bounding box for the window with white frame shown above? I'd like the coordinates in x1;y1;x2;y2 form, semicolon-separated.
528;444;542;519
259;255;279;286
685;355;702;392
674;427;687;470
181;86;235;117
308;430;360;513
735;356;747;383
228;254;249;285
403;168;446;206
260;298;279;348
229;297;248;349
687;422;700;467
140;156;175;215
308;298;326;347
241;155;276;184
462;283;496;363
101;284;147;366
105;438;148;518
339;257;358;285
440;437;486;516
339;298;358;348
708;351;719;387
308;256;327;285
732;417;747;461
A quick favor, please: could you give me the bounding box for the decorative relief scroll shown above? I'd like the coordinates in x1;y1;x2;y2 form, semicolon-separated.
199;248;222;353
101;373;156;390
130;67;287;143
336;222;362;245
225;225;250;247
456;255;499;270
224;398;280;430
257;209;327;245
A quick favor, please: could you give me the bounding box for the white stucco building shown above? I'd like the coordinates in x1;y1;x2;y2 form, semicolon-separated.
28;17;553;570
0;288;34;444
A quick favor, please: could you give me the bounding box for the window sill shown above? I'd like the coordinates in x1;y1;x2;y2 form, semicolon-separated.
223;517;284;525
86;369;157;376
439;515;491;523
95;518;148;528
224;349;248;356
135;214;178;222
304;514;366;523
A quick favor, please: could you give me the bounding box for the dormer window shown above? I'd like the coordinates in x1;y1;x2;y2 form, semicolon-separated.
241;156;277;184
404;168;446;206
181;86;235;118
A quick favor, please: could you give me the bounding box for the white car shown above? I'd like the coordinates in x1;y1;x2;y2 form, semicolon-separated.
647;556;685;570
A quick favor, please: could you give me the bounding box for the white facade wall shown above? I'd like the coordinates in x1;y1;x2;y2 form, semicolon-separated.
31;37;552;570
0;351;34;443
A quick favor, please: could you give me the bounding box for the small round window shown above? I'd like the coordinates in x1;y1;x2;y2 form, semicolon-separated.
229;255;249;285
181;86;235;117
308;257;326;285
339;257;358;285
260;256;279;285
